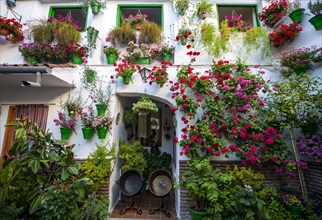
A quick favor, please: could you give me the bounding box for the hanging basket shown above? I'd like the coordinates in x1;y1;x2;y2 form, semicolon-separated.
0;28;10;36
72;54;83;64
198;9;208;20
134;23;143;30
106;54;117;64
91;2;102;15
139;109;150;116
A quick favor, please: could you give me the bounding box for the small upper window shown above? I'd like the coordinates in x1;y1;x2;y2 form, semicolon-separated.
217;5;259;27
49;6;87;31
117;5;163;28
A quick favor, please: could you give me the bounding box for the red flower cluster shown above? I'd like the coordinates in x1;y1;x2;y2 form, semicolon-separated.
67;43;88;56
269;22;302;47
148;62;171;87
258;0;289;27
0;16;24;43
114;59;140;78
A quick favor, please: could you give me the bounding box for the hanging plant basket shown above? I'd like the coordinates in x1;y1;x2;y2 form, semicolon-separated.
134;23;143;30
289;8;305;23
60;128;72;140
91;2;102;15
139;109;150;116
198;9;208;20
106;54;117;64
309;14;322;31
72;54;83;64
0;28;10;36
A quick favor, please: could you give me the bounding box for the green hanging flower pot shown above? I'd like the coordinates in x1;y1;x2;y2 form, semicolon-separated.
106;54;117;64
96;104;107;116
91;1;102;15
27;56;38;64
97;128;108;139
60;128;72;140
123;76;131;84
309;14;322;31
133;57;150;64
161;54;172;62
72;54;83;64
289;8;305;23
82;127;94;140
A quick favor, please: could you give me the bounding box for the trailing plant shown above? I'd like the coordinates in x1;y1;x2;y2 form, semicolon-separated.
123;108;138;125
29;19;54;43
119;140;147;172
49;15;81;44
148;62;171;87
308;0;322;15
81;66;98;86
81;143;116;186
108;23;136;45
175;0;190;15
139;21;162;44
197;0;213;15
86;26;99;56
244;27;270;58
0;16;25;43
132;96;159;113
201;23;227;57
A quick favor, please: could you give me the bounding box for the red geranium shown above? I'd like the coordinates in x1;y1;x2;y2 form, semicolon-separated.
269;22;302;47
258;0;289;27
0;16;24;43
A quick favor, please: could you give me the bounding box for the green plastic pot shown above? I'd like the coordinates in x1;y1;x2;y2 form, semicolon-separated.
60;128;72;140
189;207;207;220
106;54;117;64
91;2;102;15
133;57;150;64
86;71;96;83
309;14;322;31
27;56;37;64
289;8;305;23
97;128;108;139
123;76;131;84
96;104;106;116
161;55;172;62
180;37;187;45
72;54;83;64
82;128;94;140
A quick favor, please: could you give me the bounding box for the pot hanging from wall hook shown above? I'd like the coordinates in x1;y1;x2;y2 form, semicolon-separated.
6;0;22;23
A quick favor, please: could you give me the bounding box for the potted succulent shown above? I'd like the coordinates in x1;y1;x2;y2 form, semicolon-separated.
308;0;322;30
67;43;88;64
139;21;162;44
125;12;148;30
196;0;213;20
83;0;107;15
258;0;289;27
80;106;95;140
175;0;190;16
268;22;302;47
132;96;159;116
0;16;24;43
114;59;140;84
103;46;120;64
159;43;175;62
108;23;136;46
177;28;191;45
18;43;40;64
288;0;305;23
92;114;113;139
53;112;77;140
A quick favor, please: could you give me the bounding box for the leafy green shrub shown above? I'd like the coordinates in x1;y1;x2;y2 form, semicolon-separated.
78;192;110;220
119;141;147;172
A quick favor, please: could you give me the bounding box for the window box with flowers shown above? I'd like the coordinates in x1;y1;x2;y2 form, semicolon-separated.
159;43;175;62
103;46;120;64
67;43;88;64
278;46;321;76
93;114;113;139
54;112;77;140
123;41;158;64
308;0;322;30
114;59;140;84
268;22;302;47
125;12;148;30
258;0;289;28
80;106;95;140
148;62;171;87
0;16;24;44
18;43;40;64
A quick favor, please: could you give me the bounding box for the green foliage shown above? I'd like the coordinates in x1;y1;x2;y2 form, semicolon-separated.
139;22;162;44
29;19;54;43
308;0;322;15
81;143;116;186
108;23;136;45
244;27;270;58
197;0;213;13
119;141;147;172
123;108;138;125
77;192;110;220
175;0;190;15
103;46;120;57
201;23;227;57
132;96;159;113
86;26;99;56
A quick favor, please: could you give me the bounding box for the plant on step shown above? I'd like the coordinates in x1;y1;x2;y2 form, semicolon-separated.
0;118;89;218
148;62;171;87
139;21;162;44
108;22;136;45
132;96;159;114
0;16;24;43
81;142;116;186
258;0;289;27
119;140;147;172
269;22;302;47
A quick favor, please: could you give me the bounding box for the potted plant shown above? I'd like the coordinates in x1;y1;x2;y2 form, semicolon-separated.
123;108;138;128
0;16;24;44
123;41;157;64
125;12;148;30
258;0;289;27
288;0;305;23
220;14;251;35
103;46;120;64
159;43;175;62
138;21;162;44
89;82;112;116
175;0;190;16
278;46;318;76
92;114;113;139
83;0;107;15
29;19;54;43
177;28;191;45
81;66;97;84
67;43;88;64
308;0;322;30
80;106;95;140
114;59;140;84
60;92;82;116
268;22;302;47
53;112;77;140
148;62;171;87
108;23;136;46
132;96;159;115
196;0;213;20
86;26;99;56
18;43;40;64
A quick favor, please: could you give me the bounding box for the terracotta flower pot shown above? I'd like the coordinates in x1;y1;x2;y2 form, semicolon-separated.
0;28;10;36
134;23;143;30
